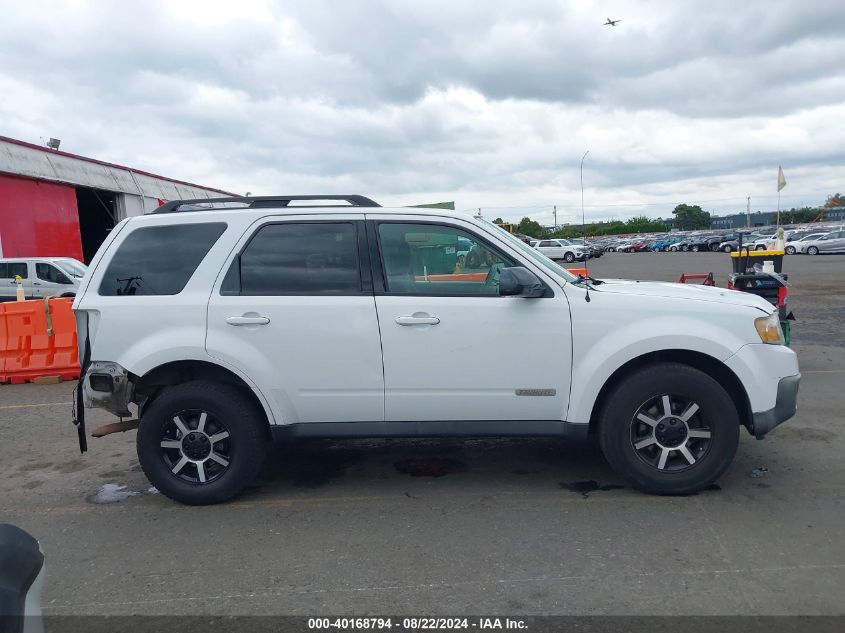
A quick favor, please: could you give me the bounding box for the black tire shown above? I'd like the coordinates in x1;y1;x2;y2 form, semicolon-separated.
564;252;576;263
669;246;678;252
598;363;739;495
807;246;819;255
681;245;688;252
755;244;765;251
137;380;267;505
709;243;719;252
60;292;76;298
785;245;796;255
722;245;733;253
691;245;699;252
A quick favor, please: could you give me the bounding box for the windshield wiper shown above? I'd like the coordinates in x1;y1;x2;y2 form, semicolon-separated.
574;273;604;286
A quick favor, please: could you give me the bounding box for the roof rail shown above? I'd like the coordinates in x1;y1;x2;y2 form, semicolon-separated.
152;195;380;214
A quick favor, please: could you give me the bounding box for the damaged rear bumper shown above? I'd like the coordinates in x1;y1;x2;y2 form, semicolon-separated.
81;361;134;418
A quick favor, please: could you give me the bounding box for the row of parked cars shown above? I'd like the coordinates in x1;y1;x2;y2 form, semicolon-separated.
529;225;845;259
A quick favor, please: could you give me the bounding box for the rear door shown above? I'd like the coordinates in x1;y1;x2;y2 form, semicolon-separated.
206;215;384;425
369;216;572;423
536;240;564;259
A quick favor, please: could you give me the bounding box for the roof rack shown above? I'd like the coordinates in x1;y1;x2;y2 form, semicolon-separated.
152;195;380;214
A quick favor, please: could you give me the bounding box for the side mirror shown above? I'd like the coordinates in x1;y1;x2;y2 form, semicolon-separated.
498;267;545;298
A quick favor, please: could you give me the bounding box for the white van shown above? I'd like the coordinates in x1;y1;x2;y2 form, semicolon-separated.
0;257;87;301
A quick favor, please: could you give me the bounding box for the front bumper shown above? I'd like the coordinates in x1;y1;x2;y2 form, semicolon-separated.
723;343;800;438
751;374;801;439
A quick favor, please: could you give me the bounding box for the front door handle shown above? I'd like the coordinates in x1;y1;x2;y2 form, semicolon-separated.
226;315;270;326
395;314;440;326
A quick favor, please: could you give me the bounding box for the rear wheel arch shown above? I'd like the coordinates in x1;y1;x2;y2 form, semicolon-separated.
587;350;751;436
135;360;273;436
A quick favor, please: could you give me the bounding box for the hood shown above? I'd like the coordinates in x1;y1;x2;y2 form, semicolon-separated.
593;279;773;311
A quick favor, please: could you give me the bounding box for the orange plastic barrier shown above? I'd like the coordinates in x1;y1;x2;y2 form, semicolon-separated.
0;298;80;384
567;268;589;277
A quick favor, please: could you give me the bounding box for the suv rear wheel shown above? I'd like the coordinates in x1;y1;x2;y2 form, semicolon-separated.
137;381;267;505
564;252;576;263
598;363;739;495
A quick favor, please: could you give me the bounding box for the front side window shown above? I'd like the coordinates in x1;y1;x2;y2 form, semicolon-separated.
36;263;72;284
99;223;226;296
224;222;360;296
378;223;516;296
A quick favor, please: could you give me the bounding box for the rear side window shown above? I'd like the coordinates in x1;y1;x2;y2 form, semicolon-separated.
99;223;226;296
222;222;360;295
0;263;28;279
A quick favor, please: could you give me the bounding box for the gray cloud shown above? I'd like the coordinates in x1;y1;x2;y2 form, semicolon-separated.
0;0;843;221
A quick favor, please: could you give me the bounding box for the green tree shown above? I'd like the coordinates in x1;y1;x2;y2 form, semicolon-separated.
625;215;669;233
517;216;547;238
672;204;711;230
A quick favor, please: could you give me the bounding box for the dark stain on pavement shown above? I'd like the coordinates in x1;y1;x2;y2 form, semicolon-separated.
260;443;365;488
560;480;625;498
394;457;466;477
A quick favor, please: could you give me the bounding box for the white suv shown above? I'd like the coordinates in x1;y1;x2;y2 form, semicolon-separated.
73;195;800;504
532;239;586;263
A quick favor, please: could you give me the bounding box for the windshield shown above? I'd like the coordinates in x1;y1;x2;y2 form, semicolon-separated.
55;259;88;277
479;219;577;282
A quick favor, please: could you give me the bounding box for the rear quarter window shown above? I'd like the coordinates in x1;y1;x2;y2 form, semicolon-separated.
98;223;227;296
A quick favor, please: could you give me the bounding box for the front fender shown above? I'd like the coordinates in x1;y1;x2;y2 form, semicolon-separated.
565;293;757;424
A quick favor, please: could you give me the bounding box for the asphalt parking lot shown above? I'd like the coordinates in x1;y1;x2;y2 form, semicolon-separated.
1;252;844;616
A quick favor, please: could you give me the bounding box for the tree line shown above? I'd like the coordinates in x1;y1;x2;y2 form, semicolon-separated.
497;194;842;240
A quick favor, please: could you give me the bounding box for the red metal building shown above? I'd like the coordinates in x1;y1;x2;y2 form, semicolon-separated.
0;136;234;263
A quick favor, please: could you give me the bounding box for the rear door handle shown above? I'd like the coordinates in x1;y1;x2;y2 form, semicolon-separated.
395;314;440;326
226;315;270;326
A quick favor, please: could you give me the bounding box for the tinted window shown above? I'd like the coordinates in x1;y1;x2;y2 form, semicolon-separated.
0;263;28;279
378;223;515;296
226;222;360;295
99;223;226;296
36;263;72;284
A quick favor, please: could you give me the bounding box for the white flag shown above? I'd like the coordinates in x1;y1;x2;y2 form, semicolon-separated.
777;165;786;192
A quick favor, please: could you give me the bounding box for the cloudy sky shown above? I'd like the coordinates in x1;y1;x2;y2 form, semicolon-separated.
1;0;844;225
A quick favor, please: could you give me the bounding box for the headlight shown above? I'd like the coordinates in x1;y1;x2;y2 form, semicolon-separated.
754;313;784;345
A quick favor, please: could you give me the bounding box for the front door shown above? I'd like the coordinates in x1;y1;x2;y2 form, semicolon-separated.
34;262;74;297
206;216;384;425
370;218;572;422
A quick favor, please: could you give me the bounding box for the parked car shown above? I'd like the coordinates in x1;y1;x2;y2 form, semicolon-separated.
785;233;827;255
533;239;587;263
0;257;87;301
74;194;800;504
673;236;713;252
717;233;763;253
570;238;603;258
798;230;845;255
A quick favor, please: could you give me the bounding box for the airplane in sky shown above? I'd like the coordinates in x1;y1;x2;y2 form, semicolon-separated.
604;18;621;26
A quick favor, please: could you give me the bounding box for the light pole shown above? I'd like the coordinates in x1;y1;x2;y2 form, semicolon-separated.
580;150;590;235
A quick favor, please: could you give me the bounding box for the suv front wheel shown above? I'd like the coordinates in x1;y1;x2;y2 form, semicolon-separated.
599;363;739;495
137;381;267;505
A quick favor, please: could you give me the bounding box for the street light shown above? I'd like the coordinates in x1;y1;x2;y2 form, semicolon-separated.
580;150;590;233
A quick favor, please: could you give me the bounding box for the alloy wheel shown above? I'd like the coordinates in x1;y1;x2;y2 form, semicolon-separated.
159;409;232;484
630;394;712;472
